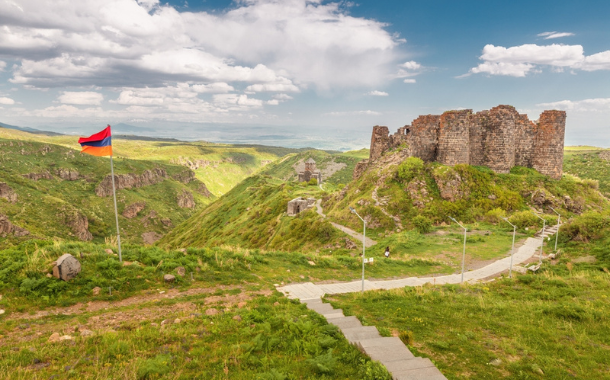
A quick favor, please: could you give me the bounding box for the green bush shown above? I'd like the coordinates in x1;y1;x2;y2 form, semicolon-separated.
562;211;609;241
397;157;424;182
412;215;432;234
485;208;506;224
308;178;318;186
137;354;172;379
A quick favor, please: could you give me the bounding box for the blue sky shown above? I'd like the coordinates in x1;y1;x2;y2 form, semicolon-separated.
0;0;609;149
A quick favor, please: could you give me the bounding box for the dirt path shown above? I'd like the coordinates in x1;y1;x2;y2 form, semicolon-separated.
315;199;377;247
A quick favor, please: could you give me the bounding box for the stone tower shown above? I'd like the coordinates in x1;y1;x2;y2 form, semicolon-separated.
532;110;567;179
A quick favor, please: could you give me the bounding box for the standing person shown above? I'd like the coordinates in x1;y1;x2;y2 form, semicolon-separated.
384;246;390;258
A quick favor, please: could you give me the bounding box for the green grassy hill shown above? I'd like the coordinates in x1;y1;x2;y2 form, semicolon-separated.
563;146;610;197
0;137;213;247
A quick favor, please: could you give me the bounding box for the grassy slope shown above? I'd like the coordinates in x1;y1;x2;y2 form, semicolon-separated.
0;137;210;246
563;146;610;197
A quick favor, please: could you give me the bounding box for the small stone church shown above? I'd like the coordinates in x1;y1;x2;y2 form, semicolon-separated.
298;158;323;184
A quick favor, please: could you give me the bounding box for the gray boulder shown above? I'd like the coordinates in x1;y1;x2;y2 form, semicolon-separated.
52;254;81;281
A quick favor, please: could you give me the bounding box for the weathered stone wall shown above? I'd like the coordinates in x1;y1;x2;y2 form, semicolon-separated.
366;105;566;179
369;126;391;161
532;110;567;180
409;115;440;162
514;114;536;167
469;111;488;166
437;110;471;166
482;105;517;173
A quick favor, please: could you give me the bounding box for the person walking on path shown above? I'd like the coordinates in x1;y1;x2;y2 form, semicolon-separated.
384;246;390;258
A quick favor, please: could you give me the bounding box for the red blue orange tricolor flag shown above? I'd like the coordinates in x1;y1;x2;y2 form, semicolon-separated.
78;125;112;156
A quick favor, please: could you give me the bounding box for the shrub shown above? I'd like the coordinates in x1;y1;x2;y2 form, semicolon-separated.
397;157;425;182
485;208;506;224
398;330;414;346
508;211;540;229
308;178;318;186
562;211;609;241
412;215;432;234
137;354;172;379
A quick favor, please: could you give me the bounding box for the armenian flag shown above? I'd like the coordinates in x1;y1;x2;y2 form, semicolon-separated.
78;125;112;157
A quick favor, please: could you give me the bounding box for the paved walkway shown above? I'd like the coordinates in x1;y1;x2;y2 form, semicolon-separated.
278;236;544;379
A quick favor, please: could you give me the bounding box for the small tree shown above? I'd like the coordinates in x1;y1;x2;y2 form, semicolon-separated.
412;215;432;234
308;178;318;186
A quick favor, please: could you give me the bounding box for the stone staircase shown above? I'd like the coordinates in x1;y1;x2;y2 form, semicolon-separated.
535;223;560;239
302;298;447;380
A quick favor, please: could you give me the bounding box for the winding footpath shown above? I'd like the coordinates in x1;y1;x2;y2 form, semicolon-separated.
282;199;550;379
315;199;377;247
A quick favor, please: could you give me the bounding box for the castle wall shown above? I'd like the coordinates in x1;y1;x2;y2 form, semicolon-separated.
437;110;471;166
482;105;518;173
469;111;488;166
409;115;440;162
514;114;536;167
365;105;566;180
370;126;390;161
532;110;566;180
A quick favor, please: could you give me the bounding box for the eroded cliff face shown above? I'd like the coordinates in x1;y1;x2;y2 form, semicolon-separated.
0;183;18;203
95;168;168;197
0;214;29;237
64;210;93;241
367;105;567;180
177;190;195;209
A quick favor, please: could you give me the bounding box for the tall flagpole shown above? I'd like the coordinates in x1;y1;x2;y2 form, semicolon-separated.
110;155;122;262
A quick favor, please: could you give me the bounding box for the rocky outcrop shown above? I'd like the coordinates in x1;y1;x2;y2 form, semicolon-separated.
142;232;163;245
95;168;167;197
57;168;80;181
563;195;585;214
0;183;18;203
22;171;53;181
432;167;468;202
353;160;369;180
406;179;431;209
600;150;610;161
177;190;195;209
173;170;196;184
122;202;146;218
370;126;391;161
0;214;29;237
197;183;212;198
65;210;93;241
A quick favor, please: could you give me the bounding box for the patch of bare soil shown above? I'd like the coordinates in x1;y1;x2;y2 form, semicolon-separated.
7;284;270;321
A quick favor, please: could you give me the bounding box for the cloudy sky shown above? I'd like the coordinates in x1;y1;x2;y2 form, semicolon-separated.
0;0;609;149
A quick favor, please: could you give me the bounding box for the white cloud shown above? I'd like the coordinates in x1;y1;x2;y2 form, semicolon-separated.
468;43;610;77
191;82;234;93
266;99;279;105
58;91;104;105
273;94;293;100
245;83;300;93
0;61;6;71
367;90;388;96
400;61;421;70
326;110;381;116
0;97;15;105
538;31;574;40
0;0;401;92
403;79;416;84
537;98;610;112
213;94;263;109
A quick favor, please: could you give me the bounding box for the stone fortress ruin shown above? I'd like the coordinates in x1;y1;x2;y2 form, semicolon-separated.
359;105;566;180
298;158;323;184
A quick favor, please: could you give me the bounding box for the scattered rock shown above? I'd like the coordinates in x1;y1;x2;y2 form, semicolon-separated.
64;210;93;241
205;308;219;316
57;168;80;181
105;249;113;255
232;315;242;321
176;266;186;276
79;329;94;337
406;179;431;209
488;194;497;200
163;274;175;283
122;202;146;219
344;238;357;250
92;287;101;296
161;319;169;325
273;302;280;306
22;171;53;181
237;302;247;309
52;254;81;281
47;333;60;343
0;183;18;203
308;261;316;266
177;190;196;209
0;214;29;237
563;195;584;214
488;358;502;366
95;168;168;197
174;319;181;324
161;218;173;228
0;309;4;315
142;232;162;245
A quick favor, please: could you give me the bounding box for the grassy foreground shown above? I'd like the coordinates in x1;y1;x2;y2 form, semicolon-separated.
327;266;610;379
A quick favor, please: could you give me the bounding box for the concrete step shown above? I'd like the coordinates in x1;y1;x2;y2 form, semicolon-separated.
341;326;381;344
306;303;335;314
392;364;448;380
320;309;345;319
301;298;322;305
326;316;362;329
385;357;435;373
364;344;415;363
